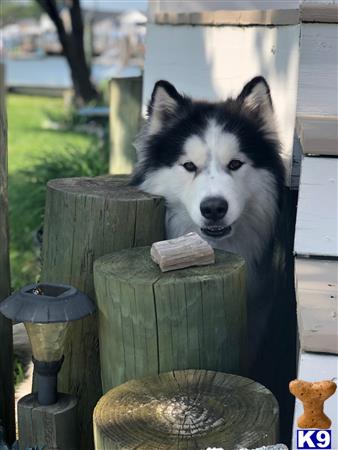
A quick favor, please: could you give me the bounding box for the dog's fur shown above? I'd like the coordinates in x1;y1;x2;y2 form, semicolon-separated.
131;76;285;372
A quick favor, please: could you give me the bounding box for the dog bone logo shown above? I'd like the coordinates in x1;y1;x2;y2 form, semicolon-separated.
289;379;336;429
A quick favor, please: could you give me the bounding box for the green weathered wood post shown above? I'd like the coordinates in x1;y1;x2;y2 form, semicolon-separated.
18;394;79;450
109;74;143;175
40;176;165;450
94;246;247;393
93;369;279;449
0;62;15;445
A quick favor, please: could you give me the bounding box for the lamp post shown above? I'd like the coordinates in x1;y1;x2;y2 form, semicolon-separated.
0;282;96;449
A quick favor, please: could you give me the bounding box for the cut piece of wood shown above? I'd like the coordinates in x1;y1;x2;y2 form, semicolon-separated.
295;258;338;354
94;247;246;393
18;393;79;450
0;62;15;445
41;176;165;450
154;9;300;25
301;1;338;23
109;75;142;175
143;23;300;186
151;232;215;272
93;369;279;449
296;114;338;155
291;352;338;450
297;23;338;117
294;157;338;257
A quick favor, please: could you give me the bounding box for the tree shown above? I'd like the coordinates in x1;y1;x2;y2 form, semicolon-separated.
36;0;99;105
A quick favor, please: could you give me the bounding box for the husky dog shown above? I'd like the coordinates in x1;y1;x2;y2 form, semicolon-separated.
131;77;285;373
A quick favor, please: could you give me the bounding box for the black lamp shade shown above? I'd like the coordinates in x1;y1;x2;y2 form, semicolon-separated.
0;283;95;323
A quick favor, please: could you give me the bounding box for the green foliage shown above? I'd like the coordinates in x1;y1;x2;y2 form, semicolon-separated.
8;94;109;289
13;355;25;386
2;1;41;26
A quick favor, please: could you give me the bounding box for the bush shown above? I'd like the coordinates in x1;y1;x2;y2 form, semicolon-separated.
9;138;109;289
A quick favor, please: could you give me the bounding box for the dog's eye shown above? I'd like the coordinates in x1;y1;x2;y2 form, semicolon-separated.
183;161;197;172
228;159;244;171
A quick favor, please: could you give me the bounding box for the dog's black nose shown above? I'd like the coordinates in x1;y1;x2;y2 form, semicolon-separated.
200;197;228;221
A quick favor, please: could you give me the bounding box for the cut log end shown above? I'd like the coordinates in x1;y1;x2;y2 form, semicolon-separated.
94;370;279;450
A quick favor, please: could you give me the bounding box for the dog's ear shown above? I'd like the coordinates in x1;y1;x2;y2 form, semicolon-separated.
237;76;276;134
148;80;183;134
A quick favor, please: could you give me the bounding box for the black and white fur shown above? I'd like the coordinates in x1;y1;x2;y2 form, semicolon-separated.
131;77;285;372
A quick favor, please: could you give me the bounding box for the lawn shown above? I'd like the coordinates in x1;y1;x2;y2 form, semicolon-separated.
7;94;108;289
8;94;93;174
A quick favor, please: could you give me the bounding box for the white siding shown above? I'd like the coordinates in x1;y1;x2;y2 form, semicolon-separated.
148;1;300;20
297;23;338;117
294;157;338;257
143;23;300;185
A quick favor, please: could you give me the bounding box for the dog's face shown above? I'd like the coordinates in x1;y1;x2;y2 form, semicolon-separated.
132;77;284;242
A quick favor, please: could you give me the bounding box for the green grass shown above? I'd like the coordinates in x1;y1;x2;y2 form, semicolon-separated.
8;94;108;289
8;95;93;174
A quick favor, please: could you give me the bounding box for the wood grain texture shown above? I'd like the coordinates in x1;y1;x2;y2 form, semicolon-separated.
41;176;165;450
93;369;279;450
296;114;338;156
0;62;15;444
143;23;300;186
109;76;142;175
294;157;338;257
18;393;79;450
154;9;300;25
301;1;338;22
150;232;215;271
297;23;338;117
295;258;338;354
94;247;246;393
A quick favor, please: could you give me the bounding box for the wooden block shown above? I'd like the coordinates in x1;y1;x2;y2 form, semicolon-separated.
94;369;279;449
154;9;300;25
291;352;338;450
294;157;338;257
150;232;215;272
295;258;338;354
18;393;79;450
296;114;338;156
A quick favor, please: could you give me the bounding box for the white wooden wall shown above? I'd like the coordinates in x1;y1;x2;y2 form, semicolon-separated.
297;24;338;117
143;23;300;185
148;1;300;20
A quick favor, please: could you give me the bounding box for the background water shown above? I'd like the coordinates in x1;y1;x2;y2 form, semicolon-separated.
5;56;139;88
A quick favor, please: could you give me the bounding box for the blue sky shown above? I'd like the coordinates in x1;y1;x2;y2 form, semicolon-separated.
81;0;148;11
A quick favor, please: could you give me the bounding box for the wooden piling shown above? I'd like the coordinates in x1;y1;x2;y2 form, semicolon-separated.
109;75;143;175
18;394;79;450
40;175;165;450
94;247;246;393
0;62;15;445
93;369;279;449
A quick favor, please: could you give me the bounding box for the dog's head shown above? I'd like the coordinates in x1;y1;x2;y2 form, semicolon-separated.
132;77;285;242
